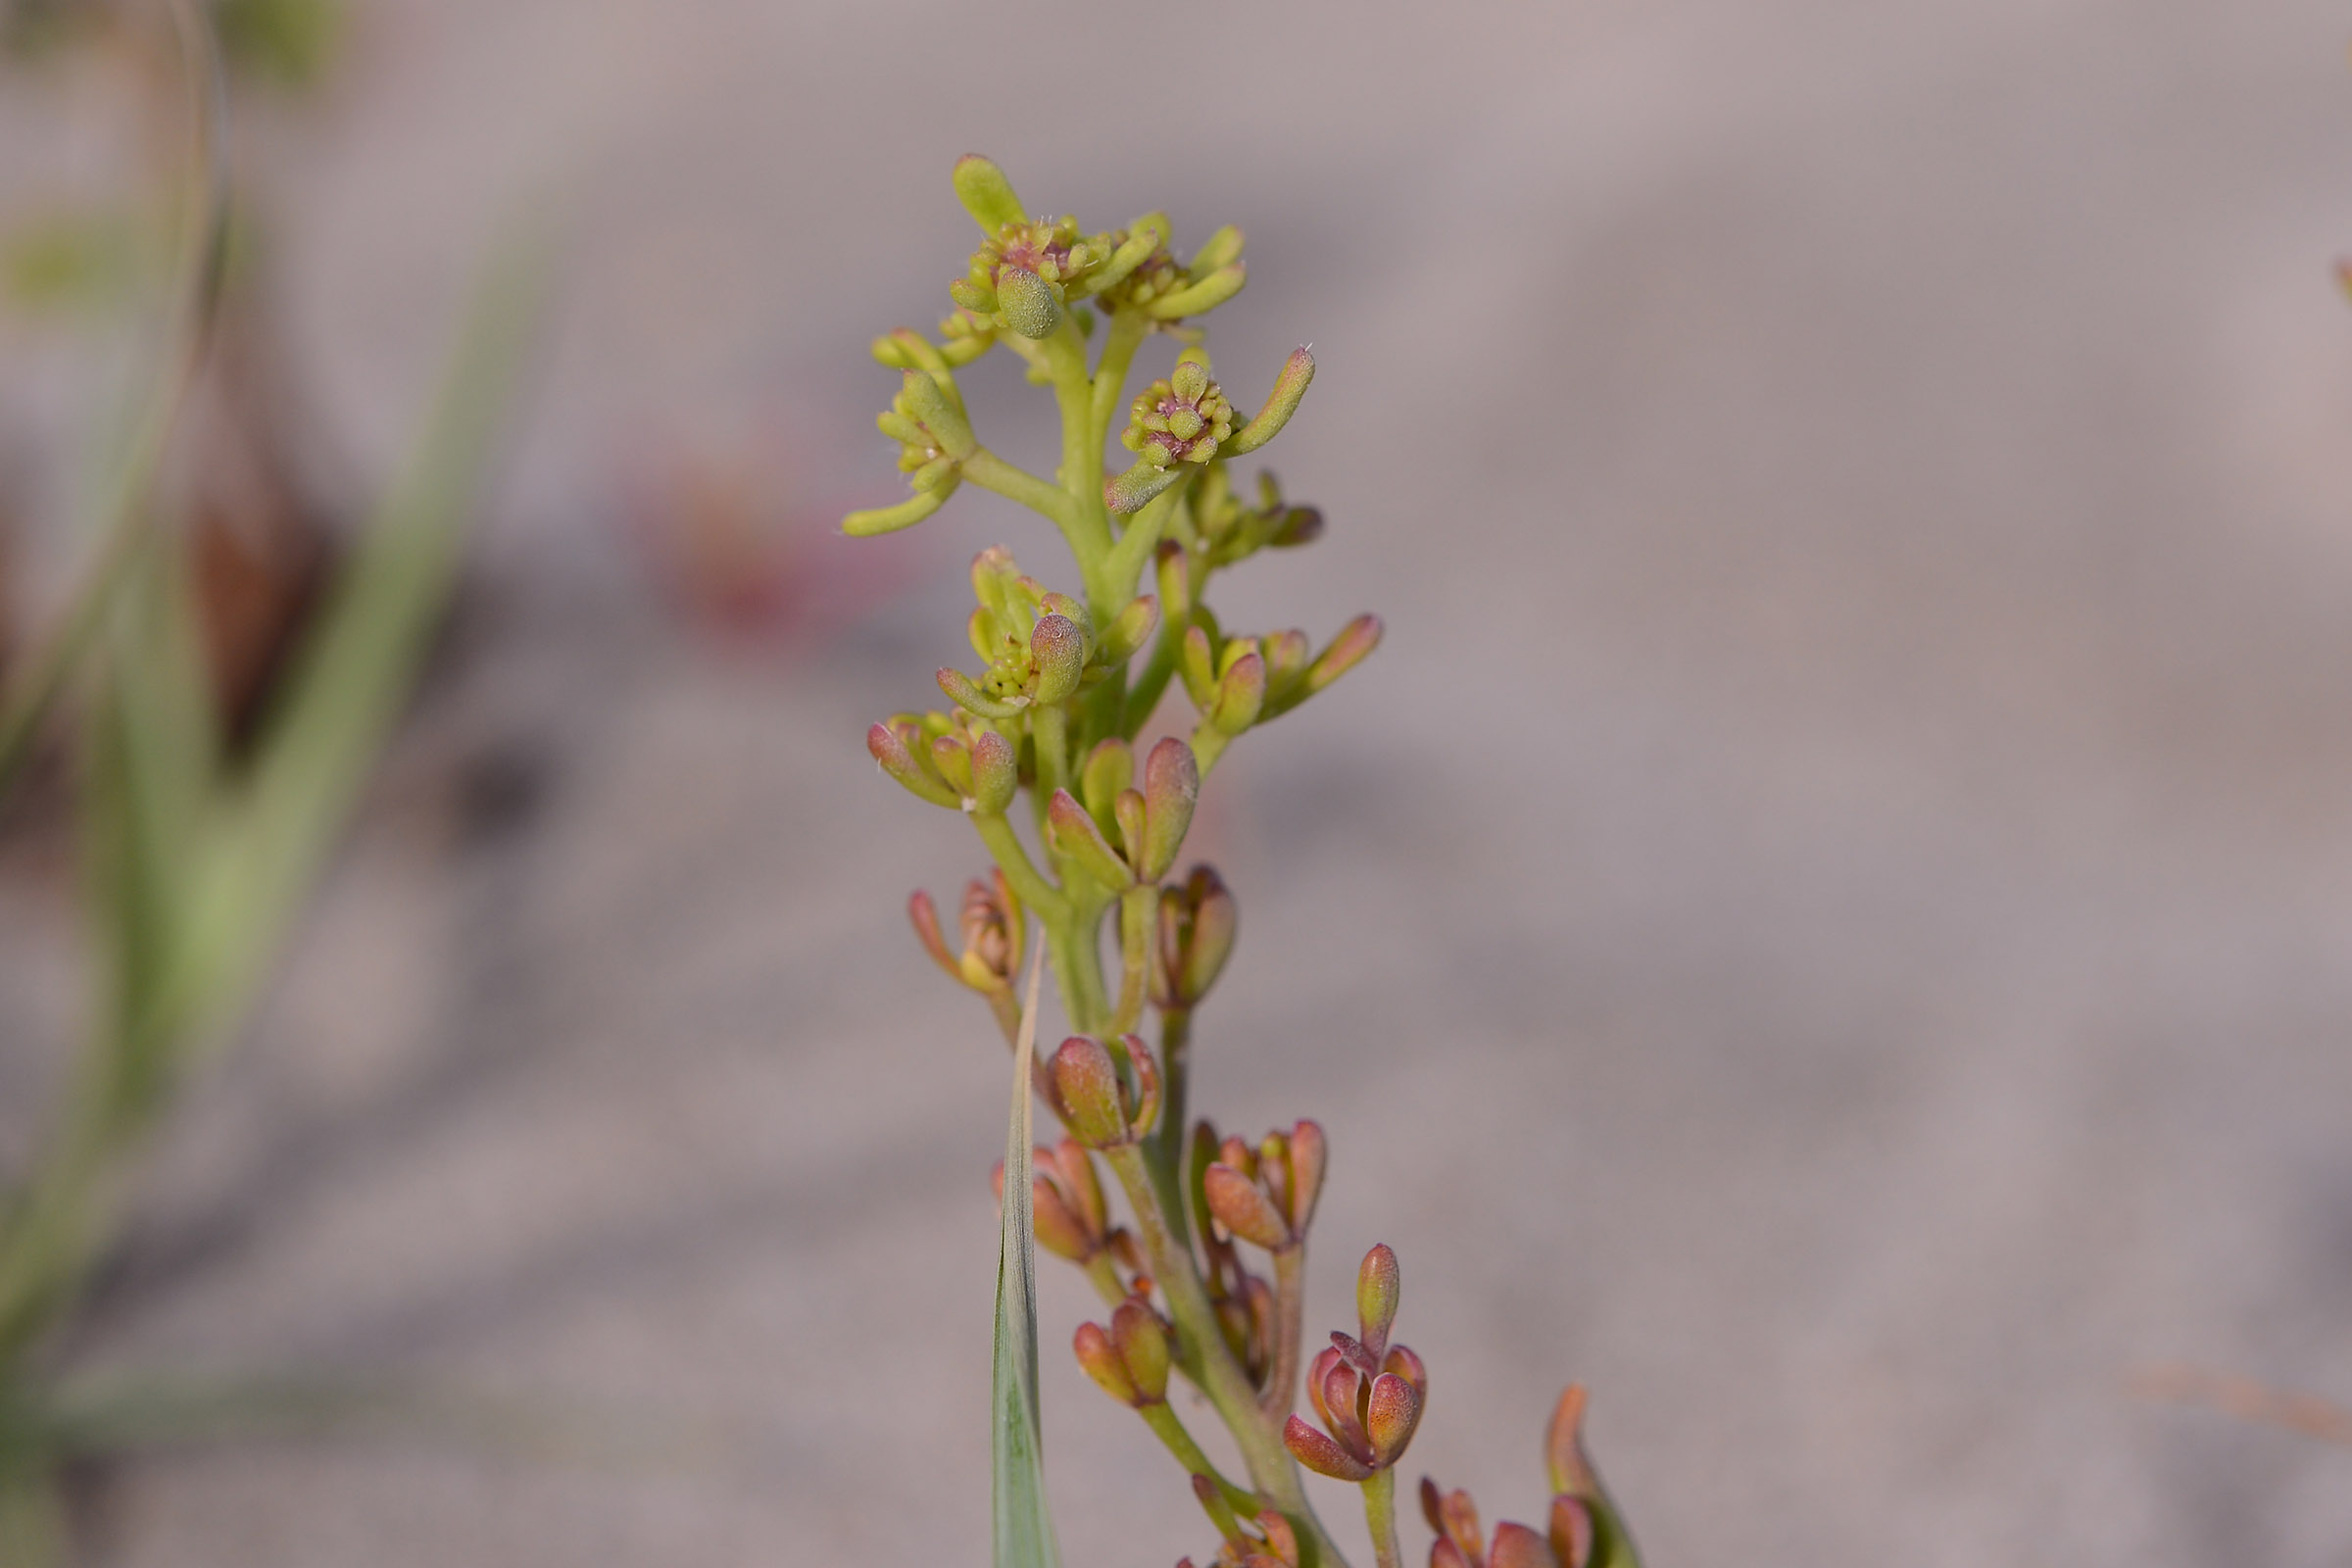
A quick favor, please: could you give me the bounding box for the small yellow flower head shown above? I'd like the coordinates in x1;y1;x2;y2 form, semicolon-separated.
1122;352;1233;470
951;217;1113;339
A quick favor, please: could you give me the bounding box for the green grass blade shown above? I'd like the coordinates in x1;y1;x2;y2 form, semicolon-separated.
160;229;544;1050
993;941;1060;1568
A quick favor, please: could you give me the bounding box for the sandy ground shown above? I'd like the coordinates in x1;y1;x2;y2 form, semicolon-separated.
7;1;2352;1563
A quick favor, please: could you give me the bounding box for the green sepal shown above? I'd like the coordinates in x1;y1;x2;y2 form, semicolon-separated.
1047;788;1133;889
940;666;1027;720
901;368;976;460
970;726;1018;813
1105;461;1184;516
1079;738;1133;828
1188;224;1244;279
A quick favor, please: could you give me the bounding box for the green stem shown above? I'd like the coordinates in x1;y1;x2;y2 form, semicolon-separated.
1110;885;1154;1036
1045;916;1112;1038
1262;1246;1306;1422
1090;309;1149;449
1103;1144;1345;1568
1082;1250;1128;1308
1102;476;1183;603
1148;1006;1194;1253
971;811;1067;924
1140;1401;1258;1513
1362;1468;1402;1568
963;449;1081;535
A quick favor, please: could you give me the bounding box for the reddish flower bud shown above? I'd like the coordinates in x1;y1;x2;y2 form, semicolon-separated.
1488;1524;1558;1568
1138;736;1199;880
1548;1496;1595;1568
1544;1385;1600;1501
1109;1298;1170;1403
968;725;1016;812
1357;1242;1400;1356
1153;866;1237;1009
1283;1415;1372;1482
868;719;959;807
1029;612;1087;703
1203;1162;1292;1250
1073;1320;1139;1405
1306;612;1382;697
908;889;957;976
1283;1120;1326;1235
1383;1343;1428;1394
1051;1035;1129;1147
1365;1371;1423;1466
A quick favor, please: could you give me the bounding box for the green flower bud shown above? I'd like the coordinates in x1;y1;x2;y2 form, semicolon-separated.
842;485;953;538
953;154;1027;232
897;368;976;460
1122;350;1235;469
1028;612;1087;704
1305;612;1382;696
1113;789;1148;868
1097;595;1160;665
936;665;1025;720
1208;648;1266;736
1146;261;1247;321
928;732;974;797
1080;737;1134;827
996;264;1062;339
1190;223;1245;277
1138;736;1198;881
968;726;1017;813
1356;1243;1399;1356
1224;347;1314;457
1048;788;1132;889
1155;542;1193;622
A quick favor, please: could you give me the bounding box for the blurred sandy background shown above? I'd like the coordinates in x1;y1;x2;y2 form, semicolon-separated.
5;1;2352;1563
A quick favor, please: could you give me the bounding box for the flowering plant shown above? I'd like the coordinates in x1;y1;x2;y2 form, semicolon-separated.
853;156;1641;1568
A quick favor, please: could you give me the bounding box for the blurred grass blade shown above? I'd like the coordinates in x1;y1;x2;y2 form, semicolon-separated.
161;230;545;1050
994;940;1060;1568
0;0;229;790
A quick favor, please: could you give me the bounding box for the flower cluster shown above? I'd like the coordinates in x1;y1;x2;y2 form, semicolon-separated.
845;157;1640;1568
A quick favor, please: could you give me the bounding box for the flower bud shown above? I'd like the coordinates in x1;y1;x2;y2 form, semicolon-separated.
1190;224;1245;276
1147;262;1248;321
1180;623;1218;709
1073;1320;1139;1404
1048;789;1133;889
1208;649;1266;736
1488;1524;1558;1568
1548;1497;1595;1568
1153;866;1237;1009
1098;594;1160;665
1365;1371;1422;1467
1104;461;1187;515
1080;738;1134;826
898;368;976;460
953;155;1027;232
1202;1162;1292;1250
868;720;960;807
1306;612;1383;698
908;890;956;977
1029;612;1087;705
955;870;1022;990
1051;1036;1128;1148
1224;347;1314;457
1114;791;1148;869
1356;1243;1399;1357
1138;736;1199;881
1109;1298;1170;1403
1281;1119;1326;1236
968;726;1016;813
936;665;1024;720
929;732;974;798
1282;1415;1372;1483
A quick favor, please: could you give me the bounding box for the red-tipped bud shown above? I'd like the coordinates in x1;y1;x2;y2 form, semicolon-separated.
908;890;957;975
1029;612;1087;704
1048;789;1133;888
1073;1320;1139;1404
1100;594;1160;663
1029;1174;1094;1262
969;727;1017;813
1547;1497;1595;1568
1283;1415;1372;1482
1051;1036;1130;1148
1109;1298;1170;1403
1153;866;1237;1009
1383;1344;1427;1393
1203;1162;1292;1250
1047;1140;1106;1238
1365;1371;1423;1466
1357;1243;1400;1356
1284;1120;1327;1235
1488;1524;1558;1568
1224;346;1314;456
868;720;959;807
1304;1346;1343;1431
1115;790;1149;868
1208;649;1265;736
1306;613;1382;697
1139;736;1200;880
1544;1385;1600;1500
